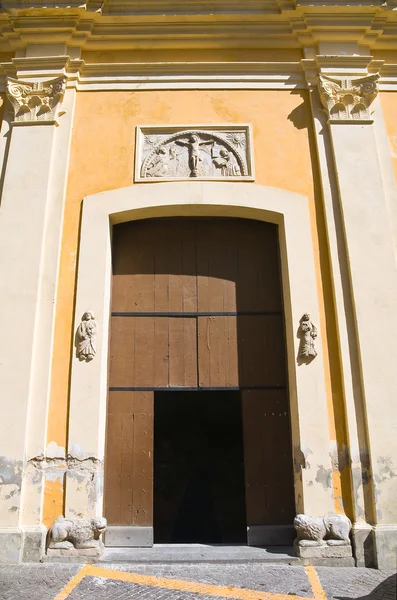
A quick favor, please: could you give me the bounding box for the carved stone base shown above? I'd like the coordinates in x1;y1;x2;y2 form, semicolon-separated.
0;528;22;563
294;540;355;566
373;524;397;571
45;542;104;563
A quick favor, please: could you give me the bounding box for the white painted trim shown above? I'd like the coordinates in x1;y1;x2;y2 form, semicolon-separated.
66;181;335;521
19;87;78;528
0;61;306;92
0;60;397;92
305;85;370;525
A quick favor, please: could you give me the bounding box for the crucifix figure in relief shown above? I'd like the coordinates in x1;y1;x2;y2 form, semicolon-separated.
175;134;214;177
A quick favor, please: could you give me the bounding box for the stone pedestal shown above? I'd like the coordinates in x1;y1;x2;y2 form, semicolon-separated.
294;540;355;567
45;543;104;563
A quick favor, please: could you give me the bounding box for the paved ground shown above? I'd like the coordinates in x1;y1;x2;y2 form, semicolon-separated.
0;562;395;600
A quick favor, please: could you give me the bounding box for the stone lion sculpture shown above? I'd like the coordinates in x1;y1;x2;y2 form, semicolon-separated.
294;514;351;546
47;516;107;550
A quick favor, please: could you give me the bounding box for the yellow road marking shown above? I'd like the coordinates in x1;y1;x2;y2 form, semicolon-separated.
305;566;327;600
53;564;91;600
53;562;327;600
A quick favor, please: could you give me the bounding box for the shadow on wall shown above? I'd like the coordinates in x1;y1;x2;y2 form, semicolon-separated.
336;573;396;600
287;91;310;131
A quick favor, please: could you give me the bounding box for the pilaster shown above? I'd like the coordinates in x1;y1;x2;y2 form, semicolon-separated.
0;55;78;562
303;50;397;570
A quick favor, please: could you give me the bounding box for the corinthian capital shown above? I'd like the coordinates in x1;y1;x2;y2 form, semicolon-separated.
318;73;379;123
6;77;65;124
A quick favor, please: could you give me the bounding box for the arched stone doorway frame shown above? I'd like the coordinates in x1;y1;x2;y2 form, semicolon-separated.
66;181;335;524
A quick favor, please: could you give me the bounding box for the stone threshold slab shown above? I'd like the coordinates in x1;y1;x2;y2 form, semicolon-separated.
99;544;300;564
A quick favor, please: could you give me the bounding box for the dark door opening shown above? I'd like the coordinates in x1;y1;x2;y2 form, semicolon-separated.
154;390;247;544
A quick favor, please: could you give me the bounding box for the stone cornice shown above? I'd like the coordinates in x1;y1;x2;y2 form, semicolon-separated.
1;6;397;52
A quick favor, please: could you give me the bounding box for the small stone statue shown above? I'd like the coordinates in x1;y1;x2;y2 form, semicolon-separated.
47;516;107;551
294;514;351;547
298;313;318;359
76;311;97;362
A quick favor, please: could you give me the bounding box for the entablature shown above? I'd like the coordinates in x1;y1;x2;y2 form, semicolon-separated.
1;4;397;53
1;54;397;93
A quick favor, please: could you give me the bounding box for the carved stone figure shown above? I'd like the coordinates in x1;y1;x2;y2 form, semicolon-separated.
298;313;317;359
76;311;97;362
6;76;65;123
318;73;379;121
168;144;182;177
145;146;169;178
294;514;351;547
47;516;107;551
175;133;214;177
138;127;250;181
212;147;241;176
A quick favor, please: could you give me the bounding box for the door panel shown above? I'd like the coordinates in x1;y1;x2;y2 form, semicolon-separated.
105;391;153;526
105;217;294;536
197;316;239;388
109;316;197;388
237;315;287;388
242;389;295;525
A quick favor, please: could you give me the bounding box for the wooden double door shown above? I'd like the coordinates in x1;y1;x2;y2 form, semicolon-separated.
104;217;295;545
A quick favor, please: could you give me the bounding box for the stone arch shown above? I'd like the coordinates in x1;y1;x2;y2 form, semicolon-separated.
65;182;334;523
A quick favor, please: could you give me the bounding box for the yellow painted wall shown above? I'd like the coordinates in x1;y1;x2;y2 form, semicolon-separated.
47;88;351;521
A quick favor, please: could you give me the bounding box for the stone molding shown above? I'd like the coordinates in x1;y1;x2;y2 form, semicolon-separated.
1;6;397;53
66;182;334;524
6;76;65;124
318;73;380;123
0;57;397;92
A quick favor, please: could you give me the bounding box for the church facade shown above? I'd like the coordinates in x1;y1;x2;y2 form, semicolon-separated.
0;0;397;569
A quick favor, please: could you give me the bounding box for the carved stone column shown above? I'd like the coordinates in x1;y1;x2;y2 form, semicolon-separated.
0;58;77;563
303;53;397;570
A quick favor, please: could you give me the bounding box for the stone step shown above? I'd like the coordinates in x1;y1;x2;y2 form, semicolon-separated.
99;544;300;565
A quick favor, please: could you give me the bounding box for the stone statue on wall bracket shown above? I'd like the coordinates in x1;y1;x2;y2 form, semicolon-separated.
298;313;317;362
76;310;97;362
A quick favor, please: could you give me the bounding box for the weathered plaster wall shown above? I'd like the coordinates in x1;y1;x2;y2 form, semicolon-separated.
379;91;397;185
45;88;351;526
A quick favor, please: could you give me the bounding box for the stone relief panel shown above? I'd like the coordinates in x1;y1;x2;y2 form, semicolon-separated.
6;77;65;124
135;125;254;182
